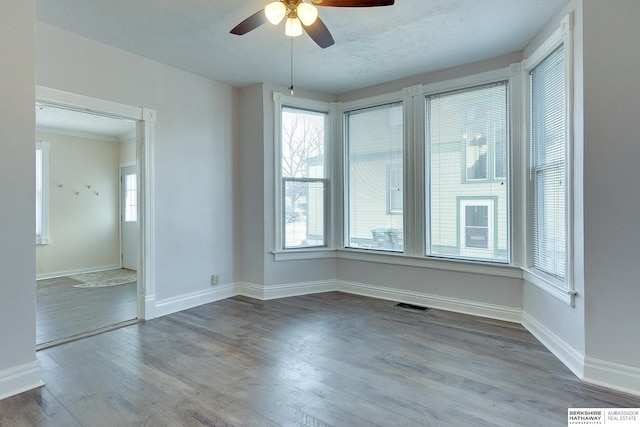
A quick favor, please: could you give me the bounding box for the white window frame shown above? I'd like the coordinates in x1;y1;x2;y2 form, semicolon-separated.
522;12;576;306
272;92;334;258
36;140;51;245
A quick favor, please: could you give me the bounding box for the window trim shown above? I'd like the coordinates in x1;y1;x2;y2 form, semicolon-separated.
273;92;332;254
36;140;51;245
522;12;576;306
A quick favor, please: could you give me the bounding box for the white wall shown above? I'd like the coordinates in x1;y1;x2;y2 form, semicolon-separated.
582;0;640;373
0;0;43;399
36;131;121;277
119;137;136;165
238;84;266;286
37;23;239;303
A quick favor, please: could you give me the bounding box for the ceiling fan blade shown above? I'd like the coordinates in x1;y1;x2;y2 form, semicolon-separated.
230;9;267;35
303;17;335;49
312;0;394;6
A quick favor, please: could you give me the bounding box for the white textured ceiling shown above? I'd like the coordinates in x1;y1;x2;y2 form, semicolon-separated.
36;0;568;94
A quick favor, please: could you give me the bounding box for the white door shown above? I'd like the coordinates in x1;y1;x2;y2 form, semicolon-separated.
120;165;138;271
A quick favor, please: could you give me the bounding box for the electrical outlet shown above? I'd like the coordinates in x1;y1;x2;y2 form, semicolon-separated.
211;274;219;286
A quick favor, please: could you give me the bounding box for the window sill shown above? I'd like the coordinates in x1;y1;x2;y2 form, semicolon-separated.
273;247;522;279
272;248;337;261
522;267;576;307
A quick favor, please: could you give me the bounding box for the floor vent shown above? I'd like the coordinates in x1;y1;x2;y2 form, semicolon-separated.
396;302;431;312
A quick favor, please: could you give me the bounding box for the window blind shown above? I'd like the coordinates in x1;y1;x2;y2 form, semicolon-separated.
345;103;404;252
530;44;566;280
427;82;509;262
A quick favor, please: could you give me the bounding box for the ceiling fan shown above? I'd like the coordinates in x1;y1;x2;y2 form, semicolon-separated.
230;0;395;49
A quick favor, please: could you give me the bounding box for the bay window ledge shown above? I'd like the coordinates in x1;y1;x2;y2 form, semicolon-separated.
273;248;337;261
522;267;577;307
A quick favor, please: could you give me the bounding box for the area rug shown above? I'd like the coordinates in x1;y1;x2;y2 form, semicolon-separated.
71;269;137;288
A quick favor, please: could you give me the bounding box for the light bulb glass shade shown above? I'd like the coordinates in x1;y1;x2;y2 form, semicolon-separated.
297;3;318;26
265;1;286;25
285;17;303;37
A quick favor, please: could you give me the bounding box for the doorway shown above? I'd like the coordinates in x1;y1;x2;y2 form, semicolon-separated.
34;86;155;348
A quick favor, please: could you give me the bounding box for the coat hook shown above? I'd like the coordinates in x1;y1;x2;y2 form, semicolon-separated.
58;183;63;188
86;184;92;189
94;190;99;196
73;190;80;195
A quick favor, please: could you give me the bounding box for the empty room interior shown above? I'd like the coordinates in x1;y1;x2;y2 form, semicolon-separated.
1;0;640;426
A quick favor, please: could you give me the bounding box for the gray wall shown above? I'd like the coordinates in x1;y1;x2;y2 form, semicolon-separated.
36;23;239;303
0;0;41;398
582;0;640;367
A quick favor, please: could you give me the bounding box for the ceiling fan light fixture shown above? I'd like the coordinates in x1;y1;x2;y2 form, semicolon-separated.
265;1;286;25
297;2;318;26
285;17;303;37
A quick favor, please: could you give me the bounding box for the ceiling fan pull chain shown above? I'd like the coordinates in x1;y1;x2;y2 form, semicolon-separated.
289;37;295;96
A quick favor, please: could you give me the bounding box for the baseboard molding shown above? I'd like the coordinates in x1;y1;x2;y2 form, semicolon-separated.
521;312;585;379
584;357;640;397
237;280;337;301
143;295;156;320
154;283;236;318
237;280;521;323
36;264;122;281
0;361;44;401
338;280;523;323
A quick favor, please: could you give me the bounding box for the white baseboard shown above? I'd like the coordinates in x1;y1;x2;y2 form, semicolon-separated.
237;280;337;301
143;295;156;320
521;312;585;378
36;264;122;280
237;280;521;323
584;357;640;397
154;283;236;318
338;280;523;323
0;361;44;401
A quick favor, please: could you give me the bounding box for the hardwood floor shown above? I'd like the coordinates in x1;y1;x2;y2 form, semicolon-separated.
36;273;137;346
3;292;639;426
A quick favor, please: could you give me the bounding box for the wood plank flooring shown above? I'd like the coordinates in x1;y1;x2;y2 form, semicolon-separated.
36;274;137;346
3;292;639;426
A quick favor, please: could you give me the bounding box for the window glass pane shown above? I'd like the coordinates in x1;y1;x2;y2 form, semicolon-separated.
282;107;325;178
531;44;566;279
281;106;327;249
283;179;325;248
427;82;509;262
346;103;403;252
465;205;489;249
35;149;42;237
125;174;137;222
